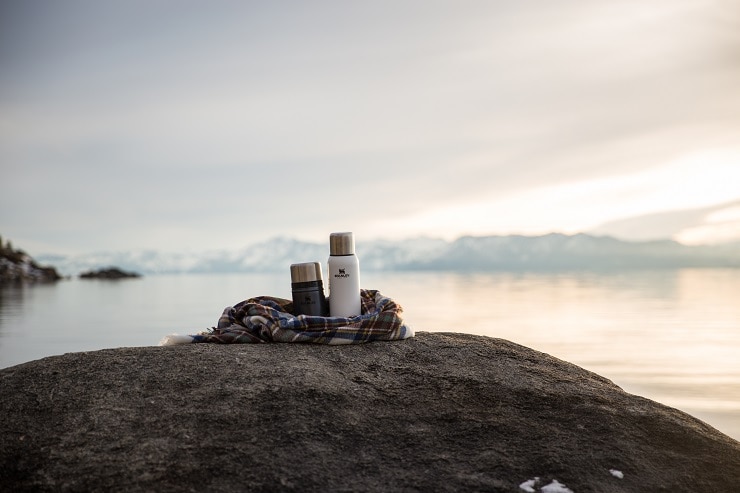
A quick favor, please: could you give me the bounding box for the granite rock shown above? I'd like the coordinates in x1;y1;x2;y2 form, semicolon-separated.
1;332;739;492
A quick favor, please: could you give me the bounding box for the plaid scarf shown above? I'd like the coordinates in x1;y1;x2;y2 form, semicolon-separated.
160;289;413;345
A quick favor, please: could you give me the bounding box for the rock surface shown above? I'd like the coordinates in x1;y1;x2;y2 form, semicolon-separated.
1;332;739;492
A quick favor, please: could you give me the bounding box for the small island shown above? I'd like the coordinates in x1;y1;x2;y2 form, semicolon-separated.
79;267;141;279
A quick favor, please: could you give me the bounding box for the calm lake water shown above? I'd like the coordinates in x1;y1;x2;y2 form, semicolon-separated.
1;269;739;441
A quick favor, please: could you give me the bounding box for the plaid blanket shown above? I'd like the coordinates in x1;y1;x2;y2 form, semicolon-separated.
160;289;413;345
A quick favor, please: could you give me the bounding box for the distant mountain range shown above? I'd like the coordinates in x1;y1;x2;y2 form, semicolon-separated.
36;233;740;276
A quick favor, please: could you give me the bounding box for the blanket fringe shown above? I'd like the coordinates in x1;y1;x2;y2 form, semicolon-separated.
159;334;194;346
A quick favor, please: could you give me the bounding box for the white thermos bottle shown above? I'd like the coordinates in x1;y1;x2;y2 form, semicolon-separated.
328;232;362;317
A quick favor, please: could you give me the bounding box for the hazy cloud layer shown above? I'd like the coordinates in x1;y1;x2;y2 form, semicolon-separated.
2;0;739;253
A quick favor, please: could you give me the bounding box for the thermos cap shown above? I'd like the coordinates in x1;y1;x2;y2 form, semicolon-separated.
330;232;355;256
290;262;323;283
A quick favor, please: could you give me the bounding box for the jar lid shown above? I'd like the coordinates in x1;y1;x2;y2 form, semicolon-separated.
290;262;323;283
329;232;355;255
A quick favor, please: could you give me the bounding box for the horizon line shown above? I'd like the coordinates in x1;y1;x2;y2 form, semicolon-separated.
24;230;739;258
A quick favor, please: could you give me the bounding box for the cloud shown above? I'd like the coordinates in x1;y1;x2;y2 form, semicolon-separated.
590;200;740;243
2;1;740;253
378;150;740;241
672;202;740;244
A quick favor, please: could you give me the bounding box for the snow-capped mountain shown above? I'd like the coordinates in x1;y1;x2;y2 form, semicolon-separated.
36;233;740;277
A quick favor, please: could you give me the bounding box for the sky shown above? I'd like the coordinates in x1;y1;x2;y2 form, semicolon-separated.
2;0;740;255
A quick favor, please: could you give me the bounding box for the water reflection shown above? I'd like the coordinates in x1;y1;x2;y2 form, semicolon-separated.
0;282;58;339
0;283;29;319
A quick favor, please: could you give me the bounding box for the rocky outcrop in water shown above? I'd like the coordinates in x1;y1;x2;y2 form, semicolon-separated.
1;332;738;492
0;236;62;283
79;267;141;279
